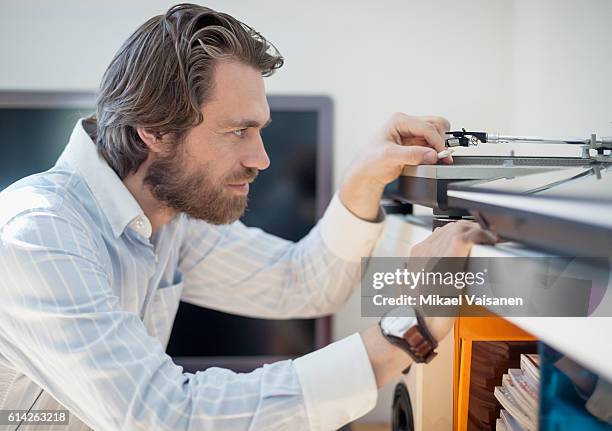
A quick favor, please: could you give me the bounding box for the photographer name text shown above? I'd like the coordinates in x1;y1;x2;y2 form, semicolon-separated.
372;293;524;307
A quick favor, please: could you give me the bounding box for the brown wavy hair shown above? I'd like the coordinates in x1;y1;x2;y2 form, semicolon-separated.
92;3;283;179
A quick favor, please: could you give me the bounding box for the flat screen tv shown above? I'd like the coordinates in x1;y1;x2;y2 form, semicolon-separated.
0;91;334;372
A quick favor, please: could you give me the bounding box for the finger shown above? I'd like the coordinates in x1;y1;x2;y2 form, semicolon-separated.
419;116;451;145
465;226;498;245
439;219;470;232
418;116;451;135
389;113;446;152
419;116;453;164
400;137;454;164
440;154;454;164
400;136;428;147
386;143;438;165
430;220;461;239
452;220;475;232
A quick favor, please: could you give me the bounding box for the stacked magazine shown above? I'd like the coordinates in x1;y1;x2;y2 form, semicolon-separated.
468;341;537;430
495;354;540;431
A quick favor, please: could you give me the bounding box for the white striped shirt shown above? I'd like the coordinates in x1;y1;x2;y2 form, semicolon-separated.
0;120;384;430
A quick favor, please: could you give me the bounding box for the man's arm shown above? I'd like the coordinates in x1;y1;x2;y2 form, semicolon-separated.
296;220;492;427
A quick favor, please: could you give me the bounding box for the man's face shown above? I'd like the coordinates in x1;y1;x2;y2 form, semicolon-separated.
144;60;271;225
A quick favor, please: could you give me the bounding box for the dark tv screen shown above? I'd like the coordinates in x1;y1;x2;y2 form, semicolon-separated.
0;108;88;190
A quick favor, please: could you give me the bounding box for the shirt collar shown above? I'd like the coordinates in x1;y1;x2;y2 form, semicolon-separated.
57;119;153;239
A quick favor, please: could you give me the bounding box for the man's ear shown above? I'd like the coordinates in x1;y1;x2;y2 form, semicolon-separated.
136;127;164;153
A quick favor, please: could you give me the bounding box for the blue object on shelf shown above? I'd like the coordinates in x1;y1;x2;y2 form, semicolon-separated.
540;343;612;430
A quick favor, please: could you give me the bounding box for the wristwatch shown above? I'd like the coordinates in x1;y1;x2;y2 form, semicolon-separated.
379;307;439;369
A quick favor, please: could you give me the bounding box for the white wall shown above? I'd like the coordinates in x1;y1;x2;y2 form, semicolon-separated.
1;0;610;424
509;0;612;137
0;0;515;174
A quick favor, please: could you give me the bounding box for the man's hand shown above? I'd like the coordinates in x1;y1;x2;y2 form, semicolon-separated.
340;113;452;220
411;220;498;258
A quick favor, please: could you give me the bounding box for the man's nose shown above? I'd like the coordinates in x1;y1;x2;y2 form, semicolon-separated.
242;134;270;170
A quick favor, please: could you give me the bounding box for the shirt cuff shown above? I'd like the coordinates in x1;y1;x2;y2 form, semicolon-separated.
319;192;386;262
294;333;378;431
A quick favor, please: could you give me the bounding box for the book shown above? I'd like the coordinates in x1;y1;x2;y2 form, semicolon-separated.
502;374;535;424
500;409;525;431
493;354;541;431
508;368;538;408
520;354;540;386
494;385;535;430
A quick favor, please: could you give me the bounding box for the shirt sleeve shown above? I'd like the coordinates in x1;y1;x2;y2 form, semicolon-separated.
178;192;386;319
293;333;378;430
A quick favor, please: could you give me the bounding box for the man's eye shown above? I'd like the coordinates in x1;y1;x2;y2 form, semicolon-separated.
232;128;247;138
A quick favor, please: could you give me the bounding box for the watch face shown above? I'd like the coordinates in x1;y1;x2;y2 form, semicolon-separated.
381;313;418;339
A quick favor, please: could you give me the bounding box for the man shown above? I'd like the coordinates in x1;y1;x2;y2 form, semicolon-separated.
0;4;495;430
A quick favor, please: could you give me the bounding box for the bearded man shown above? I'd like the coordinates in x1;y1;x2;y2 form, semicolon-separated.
0;4;494;430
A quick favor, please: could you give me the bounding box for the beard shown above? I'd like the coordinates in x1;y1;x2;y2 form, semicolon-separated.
144;144;258;225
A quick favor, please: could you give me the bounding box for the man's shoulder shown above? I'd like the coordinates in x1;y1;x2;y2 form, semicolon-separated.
0;168;92;235
0;170;113;305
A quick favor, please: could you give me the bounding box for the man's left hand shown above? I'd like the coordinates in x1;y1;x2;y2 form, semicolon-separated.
339;113;451;220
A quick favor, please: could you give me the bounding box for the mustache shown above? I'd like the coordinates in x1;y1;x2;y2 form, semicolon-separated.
225;167;258;184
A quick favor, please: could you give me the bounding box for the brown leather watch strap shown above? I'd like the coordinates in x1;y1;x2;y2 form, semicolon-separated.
379;309;439;366
403;326;438;363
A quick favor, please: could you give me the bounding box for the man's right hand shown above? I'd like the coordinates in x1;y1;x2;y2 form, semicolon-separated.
410;220;498;258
